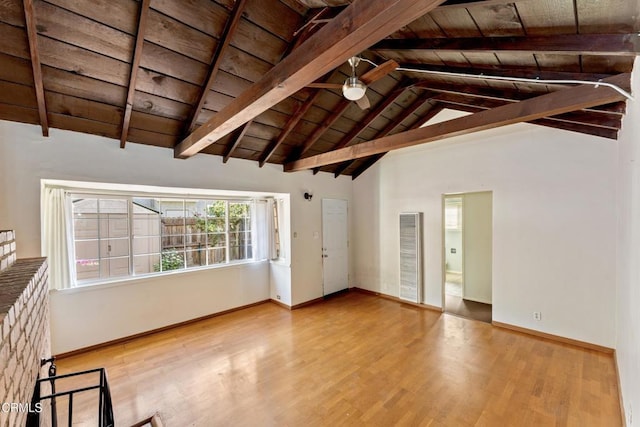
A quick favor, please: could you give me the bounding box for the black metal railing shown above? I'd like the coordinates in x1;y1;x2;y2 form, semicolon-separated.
28;359;114;427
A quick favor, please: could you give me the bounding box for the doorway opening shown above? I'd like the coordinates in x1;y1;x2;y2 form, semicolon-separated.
443;192;492;323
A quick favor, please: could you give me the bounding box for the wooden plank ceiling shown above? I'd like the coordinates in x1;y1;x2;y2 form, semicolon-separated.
0;0;638;178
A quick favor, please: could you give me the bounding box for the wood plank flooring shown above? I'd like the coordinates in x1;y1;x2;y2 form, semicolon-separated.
55;292;622;426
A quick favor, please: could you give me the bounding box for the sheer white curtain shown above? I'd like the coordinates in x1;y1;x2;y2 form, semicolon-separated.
41;186;76;290
253;200;267;260
267;198;279;260
252;199;280;261
272;198;283;260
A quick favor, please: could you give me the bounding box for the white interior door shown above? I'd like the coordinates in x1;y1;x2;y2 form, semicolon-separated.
463;191;493;304
322;199;348;295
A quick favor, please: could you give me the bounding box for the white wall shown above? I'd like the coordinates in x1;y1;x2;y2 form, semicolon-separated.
0;121;353;352
616;57;640;426
50;261;269;354
353;109;618;348
270;262;291;304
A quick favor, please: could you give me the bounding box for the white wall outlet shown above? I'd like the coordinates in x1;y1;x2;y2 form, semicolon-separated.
277;295;281;300
533;311;542;321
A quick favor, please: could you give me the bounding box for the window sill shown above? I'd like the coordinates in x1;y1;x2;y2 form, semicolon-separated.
52;259;269;294
269;258;290;268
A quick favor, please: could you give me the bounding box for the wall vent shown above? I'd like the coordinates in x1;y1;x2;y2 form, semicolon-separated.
399;213;422;303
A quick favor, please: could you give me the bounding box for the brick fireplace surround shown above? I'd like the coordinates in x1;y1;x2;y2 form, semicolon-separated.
0;230;51;426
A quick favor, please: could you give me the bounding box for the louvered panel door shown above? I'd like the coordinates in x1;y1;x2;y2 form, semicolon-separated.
399;213;422;303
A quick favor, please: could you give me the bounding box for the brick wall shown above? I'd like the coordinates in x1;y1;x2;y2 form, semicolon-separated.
0;231;17;273
0;231;51;426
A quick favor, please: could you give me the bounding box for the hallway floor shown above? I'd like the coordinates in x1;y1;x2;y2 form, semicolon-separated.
445;271;492;323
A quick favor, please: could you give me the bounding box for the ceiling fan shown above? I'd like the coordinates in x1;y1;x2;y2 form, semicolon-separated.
307;57;399;109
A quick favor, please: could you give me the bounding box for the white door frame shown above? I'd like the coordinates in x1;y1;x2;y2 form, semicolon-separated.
441;191;493;310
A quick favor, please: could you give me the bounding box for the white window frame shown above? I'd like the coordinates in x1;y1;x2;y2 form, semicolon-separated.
69;193;262;285
42;179;289;288
445;200;462;230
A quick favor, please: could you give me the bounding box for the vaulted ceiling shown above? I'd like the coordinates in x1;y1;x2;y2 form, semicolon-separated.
0;0;638;178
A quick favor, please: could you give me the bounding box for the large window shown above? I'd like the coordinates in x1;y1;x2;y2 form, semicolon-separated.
71;195;257;284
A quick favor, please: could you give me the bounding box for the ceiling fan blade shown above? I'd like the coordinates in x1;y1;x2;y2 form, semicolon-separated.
307;82;343;89
360;60;399;85
355;94;370;110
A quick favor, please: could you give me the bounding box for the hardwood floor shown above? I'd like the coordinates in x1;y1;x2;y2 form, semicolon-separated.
55;292;621;426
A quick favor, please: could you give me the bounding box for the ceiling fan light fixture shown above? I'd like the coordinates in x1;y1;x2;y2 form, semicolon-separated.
342;76;366;101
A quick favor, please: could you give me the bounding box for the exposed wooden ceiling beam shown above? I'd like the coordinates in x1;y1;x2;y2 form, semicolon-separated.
528;118;619;140
373;34;640;56
278;11;338;164
258;73;336;167
298;0;515;8
401;63;613;83
414;81;624;116
350;154;384;179
284;73;630;172
348;103;445;179
438;0;532;7
259;92;320;167
313;84;400;175
285;7;331;57
348;90;617;179
326;86;406;176
223;120;252;163
416;80;532;103
413;80;626;115
433;93;622;129
438;101;619;140
333;91;436;177
378;92;437;136
292;98;351;159
410;104;447;130
333;81;407;151
185;0;248;134
174;0;448;159
120;0;150;149
23;0;48;137
433;93;622;130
